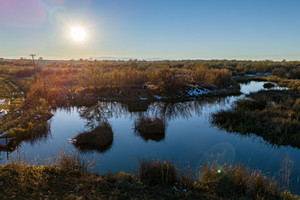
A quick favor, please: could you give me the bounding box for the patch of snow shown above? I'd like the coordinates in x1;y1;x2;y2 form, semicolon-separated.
67;138;76;144
153;95;167;100
263;72;271;76
147;85;155;88
187;87;212;96
0;131;7;137
245;73;258;77
0;109;8;117
140;97;148;100
0;99;4;105
173;74;190;78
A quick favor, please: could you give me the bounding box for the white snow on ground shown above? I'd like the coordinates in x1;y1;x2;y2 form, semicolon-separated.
140;97;148;100
0;99;4;105
0;109;8;117
187;87;212;96
172;74;190;78
153;95;167;100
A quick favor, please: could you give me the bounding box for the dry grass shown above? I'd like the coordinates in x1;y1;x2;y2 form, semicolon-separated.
73;122;113;153
0;154;298;200
139;158;177;186
134;117;166;142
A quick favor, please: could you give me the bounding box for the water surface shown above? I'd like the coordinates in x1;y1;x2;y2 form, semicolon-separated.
1;81;299;193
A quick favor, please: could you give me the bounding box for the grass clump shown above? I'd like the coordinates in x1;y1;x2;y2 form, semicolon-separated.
134;117;166;142
212;90;300;148
196;163;282;199
139;158;177;186
263;82;275;88
73;122;113;153
0;155;299;200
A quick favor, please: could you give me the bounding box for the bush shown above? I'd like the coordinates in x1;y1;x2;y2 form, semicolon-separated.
134;117;166;142
58;151;87;172
288;67;300;79
272;68;287;77
212;90;300;148
235;98;267;111
139;158;177;186
196;163;280;199
74;122;113;152
263;82;275;88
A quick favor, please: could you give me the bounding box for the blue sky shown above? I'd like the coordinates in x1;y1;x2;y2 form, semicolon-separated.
0;0;299;60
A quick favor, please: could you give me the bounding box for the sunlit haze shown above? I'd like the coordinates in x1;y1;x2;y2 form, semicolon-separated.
0;0;300;60
70;27;86;42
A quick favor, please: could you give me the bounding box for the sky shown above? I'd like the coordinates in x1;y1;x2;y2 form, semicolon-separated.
0;0;300;61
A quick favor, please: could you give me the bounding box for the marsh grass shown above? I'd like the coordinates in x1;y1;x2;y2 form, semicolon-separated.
212;90;300;148
280;153;294;192
263;82;275;88
134;117;166;142
197;163;281;199
0;153;298;199
139;158;177;186
73;122;113;153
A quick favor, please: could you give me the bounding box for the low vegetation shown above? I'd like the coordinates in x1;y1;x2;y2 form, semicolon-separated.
73;122;113;153
0;155;298;200
134;117;166;142
263;82;275;88
139;158;177;186
0;74;51;151
1;59;300;198
212;89;300;148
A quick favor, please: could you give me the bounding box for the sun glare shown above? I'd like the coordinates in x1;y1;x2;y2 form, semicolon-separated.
70;26;86;42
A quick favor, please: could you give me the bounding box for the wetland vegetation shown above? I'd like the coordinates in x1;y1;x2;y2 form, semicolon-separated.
0;153;298;200
1;58;300;199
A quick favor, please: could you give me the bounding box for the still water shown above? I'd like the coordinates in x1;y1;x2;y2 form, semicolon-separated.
1;81;299;192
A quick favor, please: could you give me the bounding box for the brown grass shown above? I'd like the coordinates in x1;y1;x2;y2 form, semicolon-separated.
73;122;113;153
134;117;166;142
139;158;177;186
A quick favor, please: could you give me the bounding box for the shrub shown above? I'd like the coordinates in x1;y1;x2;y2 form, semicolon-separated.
57;151;87;172
212;90;300;148
135;117;166;138
272;68;287;77
288;67;300;79
235;98;267;111
196;163;281;199
139;158;177;186
74;122;113;152
263;82;275;88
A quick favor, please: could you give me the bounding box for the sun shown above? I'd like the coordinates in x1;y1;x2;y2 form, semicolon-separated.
70;26;86;42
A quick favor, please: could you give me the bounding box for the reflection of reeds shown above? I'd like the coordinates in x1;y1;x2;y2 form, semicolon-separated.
134;117;165;142
73;122;113;153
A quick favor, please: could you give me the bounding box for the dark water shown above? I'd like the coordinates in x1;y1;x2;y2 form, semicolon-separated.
1;81;299;193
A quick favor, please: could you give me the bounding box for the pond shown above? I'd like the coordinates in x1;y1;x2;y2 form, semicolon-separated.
1;81;299;193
